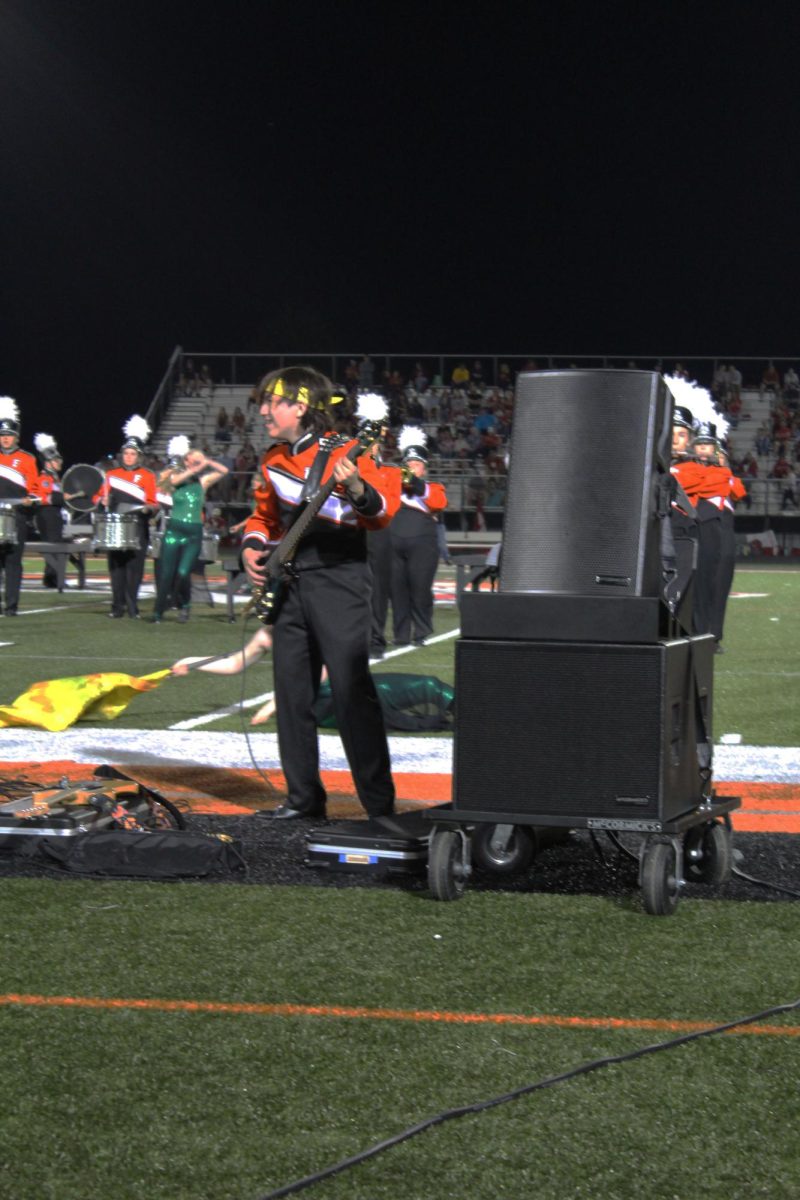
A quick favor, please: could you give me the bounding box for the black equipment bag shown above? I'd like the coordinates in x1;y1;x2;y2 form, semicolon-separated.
22;828;246;879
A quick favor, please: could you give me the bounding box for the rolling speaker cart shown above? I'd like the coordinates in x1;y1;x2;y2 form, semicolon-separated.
423;370;739;915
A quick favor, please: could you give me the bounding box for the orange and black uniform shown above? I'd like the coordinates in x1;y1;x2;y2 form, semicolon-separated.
710;470;746;644
94;466;157;618
0;447;39;615
36;465;68;589
389;476;448;645
242;430;400;817
671;457;735;638
366;459;403;657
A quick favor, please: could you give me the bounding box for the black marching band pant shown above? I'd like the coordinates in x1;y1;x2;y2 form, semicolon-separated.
271;561;395;818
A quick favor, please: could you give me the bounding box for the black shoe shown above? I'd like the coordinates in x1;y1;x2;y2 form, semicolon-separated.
5;609;17;616
108;612;124;619
370;645;385;660
256;804;325;821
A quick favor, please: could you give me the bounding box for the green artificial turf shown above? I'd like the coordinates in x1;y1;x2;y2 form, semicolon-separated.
3;565;800;742
0;881;798;1199
1;562;798;1198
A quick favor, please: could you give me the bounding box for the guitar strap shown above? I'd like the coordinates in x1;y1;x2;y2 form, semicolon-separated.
298;439;332;505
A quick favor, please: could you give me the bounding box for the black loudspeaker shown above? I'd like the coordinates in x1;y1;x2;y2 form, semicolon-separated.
453;636;714;828
500;370;671;598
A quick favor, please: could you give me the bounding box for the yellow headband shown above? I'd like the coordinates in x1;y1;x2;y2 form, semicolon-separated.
270;378;344;409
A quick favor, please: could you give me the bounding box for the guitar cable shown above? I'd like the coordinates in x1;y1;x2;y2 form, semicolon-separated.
254;996;800;1200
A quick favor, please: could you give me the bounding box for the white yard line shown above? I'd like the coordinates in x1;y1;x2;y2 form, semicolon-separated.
0;728;798;782
169;627;461;731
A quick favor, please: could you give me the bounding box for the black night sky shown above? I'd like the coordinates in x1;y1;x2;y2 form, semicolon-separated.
2;0;800;464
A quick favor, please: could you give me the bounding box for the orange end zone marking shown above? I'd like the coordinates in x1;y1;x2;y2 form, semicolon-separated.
1;993;797;1038
2;763;799;831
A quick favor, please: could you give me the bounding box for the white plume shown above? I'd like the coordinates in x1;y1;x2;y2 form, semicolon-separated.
123;414;151;442
663;374;709;414
663;374;727;432
167;434;191;459
356;392;389;423
0;396;20;423
34;432;58;456
398;425;427;453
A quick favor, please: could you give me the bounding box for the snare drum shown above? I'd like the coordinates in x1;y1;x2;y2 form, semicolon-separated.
201;531;220;562
0;508;18;546
93;512;142;551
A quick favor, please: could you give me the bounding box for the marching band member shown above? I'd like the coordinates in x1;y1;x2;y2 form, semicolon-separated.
94;415;157;619
665;378;700;632
34;433;69;591
389;425;448;647
241;367;399;821
0;396;40;616
362;398;403;659
666;379;735;645
693;425;746;652
150;436;228;623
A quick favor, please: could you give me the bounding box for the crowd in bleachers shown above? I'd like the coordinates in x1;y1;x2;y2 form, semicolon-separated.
157;355;800;525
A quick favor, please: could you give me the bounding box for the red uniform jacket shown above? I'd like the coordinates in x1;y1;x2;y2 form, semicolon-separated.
37;470;64;506
94;467;157;512
0;449;40;501
243;433;400;570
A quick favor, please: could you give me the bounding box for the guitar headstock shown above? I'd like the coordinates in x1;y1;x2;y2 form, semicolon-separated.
319;434;350;453
356;419;383;450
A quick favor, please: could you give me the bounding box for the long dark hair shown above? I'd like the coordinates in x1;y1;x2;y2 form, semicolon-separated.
257;366;332;436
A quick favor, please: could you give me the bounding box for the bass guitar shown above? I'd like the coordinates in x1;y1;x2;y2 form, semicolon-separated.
250;419;383;625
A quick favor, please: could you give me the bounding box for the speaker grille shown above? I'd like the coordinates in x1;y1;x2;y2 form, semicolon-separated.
500;370;668;596
454;641;667;819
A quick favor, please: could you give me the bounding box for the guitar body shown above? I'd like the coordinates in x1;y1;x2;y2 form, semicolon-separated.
252;572;288;626
249;423;382;627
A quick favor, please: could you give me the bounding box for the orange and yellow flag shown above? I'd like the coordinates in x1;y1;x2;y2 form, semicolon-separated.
0;671;171;732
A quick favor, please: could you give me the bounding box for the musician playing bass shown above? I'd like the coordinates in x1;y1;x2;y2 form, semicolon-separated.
241;366;400;821
0;396;40;617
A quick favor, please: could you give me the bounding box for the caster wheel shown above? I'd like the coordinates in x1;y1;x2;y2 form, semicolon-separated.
684;821;732;886
641;841;680;916
471;823;536;875
428;829;467;901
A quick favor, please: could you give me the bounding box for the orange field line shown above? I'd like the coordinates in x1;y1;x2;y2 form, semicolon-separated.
1;993;797;1038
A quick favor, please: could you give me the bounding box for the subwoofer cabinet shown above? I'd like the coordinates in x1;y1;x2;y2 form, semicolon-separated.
453;634;714;829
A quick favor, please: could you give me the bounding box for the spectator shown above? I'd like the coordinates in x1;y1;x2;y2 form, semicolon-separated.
198;364;214;396
729;362;742;401
451;362;470;389
761;360;781;395
742;452;759;478
358;355;375;388
784;366;800;408
781;466;798;510
497;362;512;389
341;359;358;390
215;406;232;445
755;422;772;456
412;362;430;392
231;405;246;435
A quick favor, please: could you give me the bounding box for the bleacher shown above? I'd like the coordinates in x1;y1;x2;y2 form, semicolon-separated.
145;351;799;534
